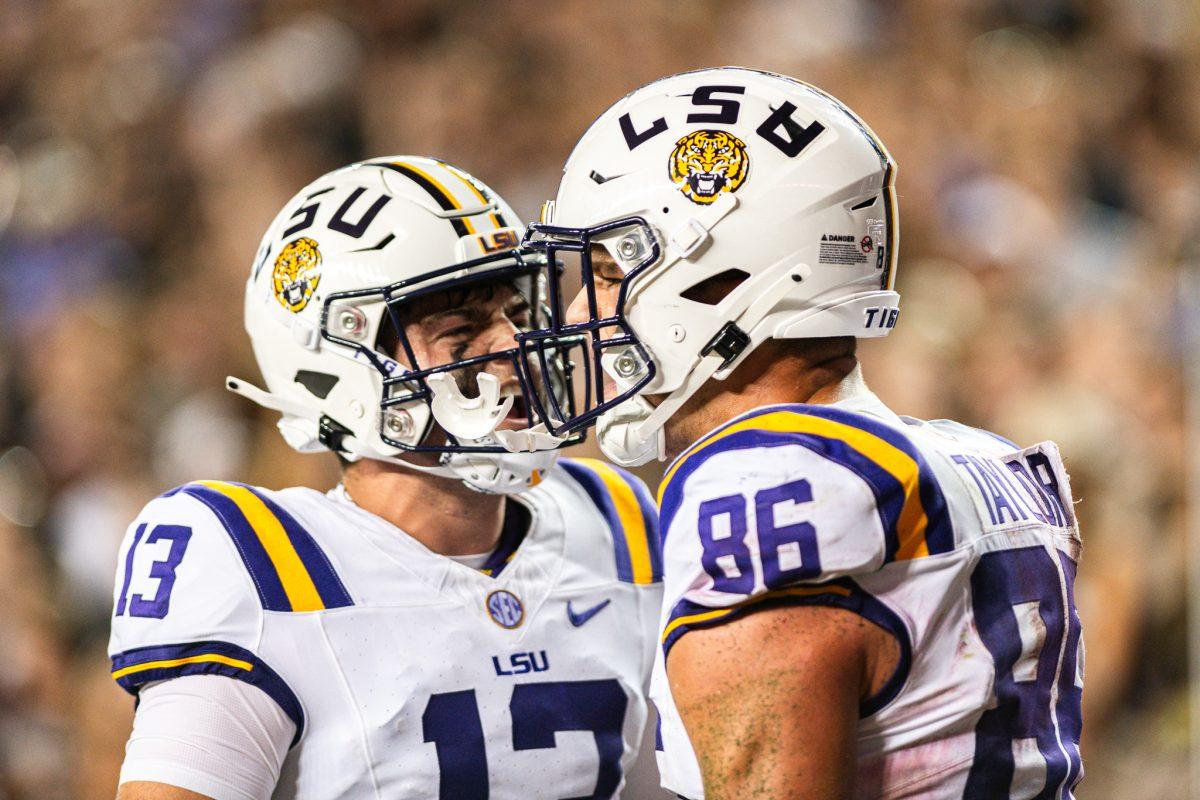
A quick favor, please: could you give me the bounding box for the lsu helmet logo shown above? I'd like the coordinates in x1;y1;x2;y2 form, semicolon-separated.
669;129;749;205
272;237;322;312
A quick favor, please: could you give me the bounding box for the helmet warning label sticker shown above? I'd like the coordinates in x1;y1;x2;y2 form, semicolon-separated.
819;233;869;265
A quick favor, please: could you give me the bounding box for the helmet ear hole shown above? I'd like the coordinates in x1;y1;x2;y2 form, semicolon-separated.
679;269;750;305
295;370;339;399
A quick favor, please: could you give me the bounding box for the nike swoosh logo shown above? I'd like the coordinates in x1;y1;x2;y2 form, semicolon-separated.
589;170;628;185
567;598;612;627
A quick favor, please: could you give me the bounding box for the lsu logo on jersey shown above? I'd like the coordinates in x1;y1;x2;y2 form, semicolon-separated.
668;129;749;205
492;650;550;676
273;237;322;312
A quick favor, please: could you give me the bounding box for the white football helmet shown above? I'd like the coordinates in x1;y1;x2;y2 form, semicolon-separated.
230;157;580;493
515;67;900;466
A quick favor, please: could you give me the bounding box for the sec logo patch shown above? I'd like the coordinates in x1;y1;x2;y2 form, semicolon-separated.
486;589;524;629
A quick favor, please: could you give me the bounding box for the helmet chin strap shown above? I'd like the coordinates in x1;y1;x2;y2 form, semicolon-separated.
228;374;546;493
227;375;331;453
596;357;722;467
599;263;808;466
596;395;666;467
227;376;460;476
339;435;454;475
633;352;726;444
340;430;553;495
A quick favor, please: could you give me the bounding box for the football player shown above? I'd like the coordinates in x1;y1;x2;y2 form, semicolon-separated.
512;68;1084;799
109;157;665;800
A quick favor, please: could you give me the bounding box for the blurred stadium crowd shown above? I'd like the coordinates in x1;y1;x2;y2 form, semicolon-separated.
0;0;1196;797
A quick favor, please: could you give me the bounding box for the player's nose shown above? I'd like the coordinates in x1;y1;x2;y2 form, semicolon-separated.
565;289;590;327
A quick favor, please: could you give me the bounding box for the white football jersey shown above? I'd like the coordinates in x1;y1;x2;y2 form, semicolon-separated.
108;458;663;799
651;393;1084;800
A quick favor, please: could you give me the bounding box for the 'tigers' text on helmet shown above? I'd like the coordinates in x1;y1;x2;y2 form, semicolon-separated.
865;308;899;330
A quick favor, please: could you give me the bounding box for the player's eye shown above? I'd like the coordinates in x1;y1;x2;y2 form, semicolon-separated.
595;270;623;288
507;304;532;328
435;322;476;341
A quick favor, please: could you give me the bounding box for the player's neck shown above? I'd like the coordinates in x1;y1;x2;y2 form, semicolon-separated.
663;344;863;460
341;459;505;557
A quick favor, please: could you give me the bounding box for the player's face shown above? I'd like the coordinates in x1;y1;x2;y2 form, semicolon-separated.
394;280;534;430
565;245;623;326
565;245;625;401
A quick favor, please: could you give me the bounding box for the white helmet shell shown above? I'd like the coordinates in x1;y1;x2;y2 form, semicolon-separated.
233;156;561;493
524;67;899;465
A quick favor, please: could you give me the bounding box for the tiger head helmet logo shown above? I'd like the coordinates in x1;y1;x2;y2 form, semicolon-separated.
668;130;750;205
272;237;322;312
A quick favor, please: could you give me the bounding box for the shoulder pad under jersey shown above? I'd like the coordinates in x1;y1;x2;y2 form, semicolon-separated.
557;458;662;585
107;481;351;743
656;404;952;652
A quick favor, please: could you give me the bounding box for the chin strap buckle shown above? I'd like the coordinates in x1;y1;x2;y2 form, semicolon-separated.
318;415;353;454
700;321;751;369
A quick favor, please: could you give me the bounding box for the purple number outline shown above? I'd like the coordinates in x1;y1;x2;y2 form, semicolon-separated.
114;523;148;616
697;481;823;594
422;679;627;800
124;524;193;619
697;494;754;594
756;479;822;586
965;545;1083;798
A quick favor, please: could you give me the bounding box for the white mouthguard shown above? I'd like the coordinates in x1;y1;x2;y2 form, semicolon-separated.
493;423;569;453
426;372;514;440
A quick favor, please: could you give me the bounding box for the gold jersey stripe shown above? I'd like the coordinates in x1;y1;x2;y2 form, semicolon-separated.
574;457;656;585
112;653;254;681
658;410;931;561
196;481;327;611
662;584;854;643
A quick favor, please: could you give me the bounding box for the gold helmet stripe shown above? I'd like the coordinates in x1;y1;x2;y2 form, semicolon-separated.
881;162;898;291
378;161;474;236
441;161;508;230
